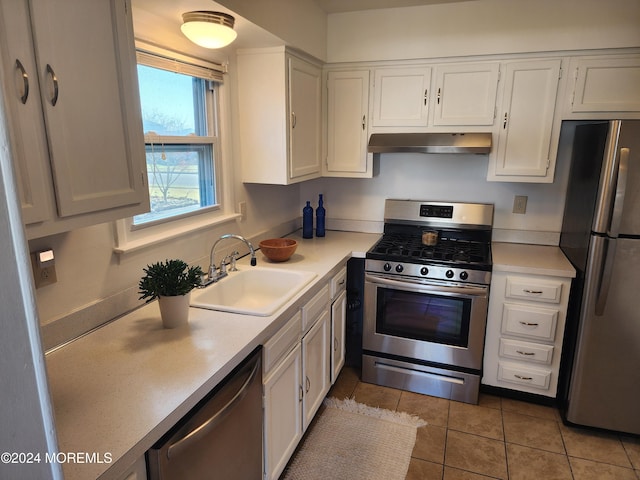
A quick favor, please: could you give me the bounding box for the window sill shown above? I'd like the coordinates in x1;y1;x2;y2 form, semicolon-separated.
113;212;241;255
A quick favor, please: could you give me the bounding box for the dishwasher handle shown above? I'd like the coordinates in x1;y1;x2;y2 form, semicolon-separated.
167;356;260;459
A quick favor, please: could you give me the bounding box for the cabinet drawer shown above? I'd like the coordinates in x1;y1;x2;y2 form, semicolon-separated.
506;277;563;304
501;303;558;341
499;338;554;365
498;362;551;390
330;267;347;300
264;312;302;374
302;285;329;333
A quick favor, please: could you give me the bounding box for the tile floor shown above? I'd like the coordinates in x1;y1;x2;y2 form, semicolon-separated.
321;367;640;480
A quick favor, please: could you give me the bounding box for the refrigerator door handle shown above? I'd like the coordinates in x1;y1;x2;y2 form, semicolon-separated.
595;237;617;316
608;147;630;238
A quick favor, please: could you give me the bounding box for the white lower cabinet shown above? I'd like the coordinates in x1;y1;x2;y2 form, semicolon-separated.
483;271;572;397
263;284;331;480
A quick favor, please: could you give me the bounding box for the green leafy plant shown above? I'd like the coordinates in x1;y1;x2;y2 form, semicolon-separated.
138;259;203;302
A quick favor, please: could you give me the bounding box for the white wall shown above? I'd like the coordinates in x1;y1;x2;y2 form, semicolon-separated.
327;0;640;63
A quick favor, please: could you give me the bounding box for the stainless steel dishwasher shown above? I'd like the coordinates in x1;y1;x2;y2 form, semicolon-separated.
147;347;262;479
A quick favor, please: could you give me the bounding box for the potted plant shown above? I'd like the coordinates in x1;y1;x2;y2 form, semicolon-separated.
139;259;203;328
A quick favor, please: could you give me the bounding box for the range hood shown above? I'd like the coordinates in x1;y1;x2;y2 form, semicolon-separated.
367;132;492;154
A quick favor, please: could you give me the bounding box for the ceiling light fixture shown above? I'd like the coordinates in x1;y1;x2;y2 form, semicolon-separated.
180;11;237;49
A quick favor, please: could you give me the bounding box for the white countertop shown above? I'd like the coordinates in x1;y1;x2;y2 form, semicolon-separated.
45;231;380;480
492;242;576;278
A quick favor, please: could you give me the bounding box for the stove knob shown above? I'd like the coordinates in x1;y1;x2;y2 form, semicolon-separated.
420;267;429;276
395;264;404;273
460;271;469;280
384;263;392;272
446;269;455;279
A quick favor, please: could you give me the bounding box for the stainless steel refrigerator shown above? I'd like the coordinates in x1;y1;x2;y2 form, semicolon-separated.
559;119;640;435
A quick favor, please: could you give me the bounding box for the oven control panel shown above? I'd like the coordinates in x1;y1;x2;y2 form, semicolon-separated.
368;259;491;286
420;204;453;218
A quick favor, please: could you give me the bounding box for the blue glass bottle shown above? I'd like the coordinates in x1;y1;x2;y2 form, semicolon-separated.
302;201;313;238
316;194;325;237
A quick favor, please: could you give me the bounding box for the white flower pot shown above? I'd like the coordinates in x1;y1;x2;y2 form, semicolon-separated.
158;293;191;328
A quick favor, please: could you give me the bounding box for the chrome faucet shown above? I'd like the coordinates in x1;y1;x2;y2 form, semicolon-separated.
203;234;257;285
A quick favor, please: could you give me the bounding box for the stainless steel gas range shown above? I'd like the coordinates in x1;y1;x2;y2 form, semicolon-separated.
362;199;494;404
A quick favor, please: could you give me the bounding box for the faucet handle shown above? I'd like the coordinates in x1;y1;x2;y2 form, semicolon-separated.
229;251;239;271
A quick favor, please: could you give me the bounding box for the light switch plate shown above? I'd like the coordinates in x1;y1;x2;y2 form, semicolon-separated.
513;195;528;214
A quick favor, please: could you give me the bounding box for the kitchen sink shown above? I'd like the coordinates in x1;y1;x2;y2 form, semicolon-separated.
190;267;317;316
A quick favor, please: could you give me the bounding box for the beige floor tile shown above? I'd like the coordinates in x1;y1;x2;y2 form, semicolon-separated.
443;466;497;479
398;390;450;427
412;424;446;464
569;456;638;480
503;411;565;454
448;401;504;441
405;458;443;480
560;423;632;467
500;397;559;421
327;366;359;399
478;393;502;410
621;435;640;470
445;430;508;479
506;443;572;480
352;380;401;410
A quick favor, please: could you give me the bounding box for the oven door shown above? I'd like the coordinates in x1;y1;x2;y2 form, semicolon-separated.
364;272;488;371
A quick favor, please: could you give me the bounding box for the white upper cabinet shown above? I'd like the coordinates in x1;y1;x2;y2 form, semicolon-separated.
238;47;322;185
325;70;372;177
432;62;500;126
568;55;640;115
371;67;431;128
488;59;562;183
1;0;149;238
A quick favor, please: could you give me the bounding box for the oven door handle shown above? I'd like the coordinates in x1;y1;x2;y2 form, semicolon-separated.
365;273;488;297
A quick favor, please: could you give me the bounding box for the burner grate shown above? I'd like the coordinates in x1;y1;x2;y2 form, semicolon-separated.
370;234;490;265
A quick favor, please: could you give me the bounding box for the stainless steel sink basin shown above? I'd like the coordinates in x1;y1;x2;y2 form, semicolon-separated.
190;267;317;316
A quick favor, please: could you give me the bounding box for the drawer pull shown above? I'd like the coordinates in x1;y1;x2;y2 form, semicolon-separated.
514;374;533;381
516;350;535;356
519;321;539;327
523;289;543;295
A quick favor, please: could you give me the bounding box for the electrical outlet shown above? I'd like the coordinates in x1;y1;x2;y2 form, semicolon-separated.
238;201;247;221
513;195;528;214
31;252;57;288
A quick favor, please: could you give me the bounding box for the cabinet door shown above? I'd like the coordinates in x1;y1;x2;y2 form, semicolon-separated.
433;63;499;126
263;344;303;480
489;59;561;181
288;55;322;181
29;0;147;217
372;67;431;127
0;0;53;225
325;70;371;176
302;310;330;431
571;56;640;113
331;290;347;384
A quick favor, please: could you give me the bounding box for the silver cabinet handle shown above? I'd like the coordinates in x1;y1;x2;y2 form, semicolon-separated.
424;89;428;105
291;112;296;128
523;289;543;294
15;59;29;104
46;64;59;106
334;337;338;352
514;374;533;381
436;87;441;104
299;385;303;402
519;321;539;327
503;112;508;129
305;375;310;393
362;115;366;130
516;350;535;356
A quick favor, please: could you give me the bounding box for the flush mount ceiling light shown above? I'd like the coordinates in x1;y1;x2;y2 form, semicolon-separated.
180;11;237;49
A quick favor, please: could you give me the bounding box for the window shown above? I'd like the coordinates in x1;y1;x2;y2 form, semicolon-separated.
134;49;223;227
113;44;237;254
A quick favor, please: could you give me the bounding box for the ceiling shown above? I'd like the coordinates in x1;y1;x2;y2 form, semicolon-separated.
313;0;477;13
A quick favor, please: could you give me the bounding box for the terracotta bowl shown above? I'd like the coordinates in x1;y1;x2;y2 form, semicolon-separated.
259;238;298;262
